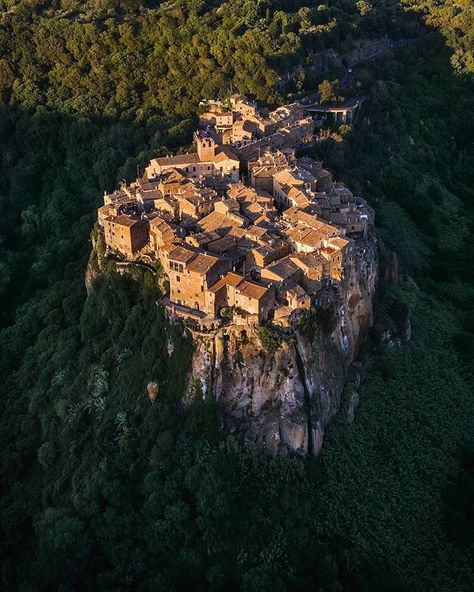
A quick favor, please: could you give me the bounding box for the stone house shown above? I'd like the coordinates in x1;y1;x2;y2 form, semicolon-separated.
230;94;258;118
287;224;340;253
260;256;303;287
200;111;234;130
248;150;294;193
230;119;257;145
98;204;119;227
284;285;311;311
289;252;327;294
197;210;247;235
103;215;148;257
320;237;349;281
185;231;221;249
246;236;290;271
149;217;184;252
176;186;219;220
167;246;229;312
208;272;274;322
145;132;239;181
272;169;306;208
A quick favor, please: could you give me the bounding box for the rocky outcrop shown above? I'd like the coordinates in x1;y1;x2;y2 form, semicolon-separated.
186;236;378;456
306;38;395;75
85;251;99;296
86;224;377;456
85;227;106;295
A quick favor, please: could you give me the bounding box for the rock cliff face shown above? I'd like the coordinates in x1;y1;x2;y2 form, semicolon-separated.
186;237;378;455
86;228;377;456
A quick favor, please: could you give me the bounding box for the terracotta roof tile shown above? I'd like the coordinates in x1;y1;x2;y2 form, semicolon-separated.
152;153;200;166
208;272;245;293
187;252;220;274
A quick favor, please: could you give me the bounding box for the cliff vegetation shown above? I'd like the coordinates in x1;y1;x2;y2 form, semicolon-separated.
0;1;473;591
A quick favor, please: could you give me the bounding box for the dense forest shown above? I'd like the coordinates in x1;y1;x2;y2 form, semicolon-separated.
0;1;473;590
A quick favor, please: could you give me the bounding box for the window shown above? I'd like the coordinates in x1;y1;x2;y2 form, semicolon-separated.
193;166;196;172
176;275;180;282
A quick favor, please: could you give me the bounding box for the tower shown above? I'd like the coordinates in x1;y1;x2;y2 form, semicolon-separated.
195;132;217;161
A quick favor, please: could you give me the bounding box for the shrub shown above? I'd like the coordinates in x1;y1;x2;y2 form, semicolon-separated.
299;309;318;342
220;306;234;320
258;325;283;354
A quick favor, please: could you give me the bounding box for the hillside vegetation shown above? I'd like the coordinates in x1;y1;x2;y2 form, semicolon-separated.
0;1;473;591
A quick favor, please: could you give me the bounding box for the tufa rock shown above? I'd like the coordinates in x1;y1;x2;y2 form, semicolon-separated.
185;234;378;456
147;381;159;403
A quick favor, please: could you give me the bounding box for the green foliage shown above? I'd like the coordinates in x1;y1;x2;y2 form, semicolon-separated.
401;0;474;75
356;0;373;17
318;79;343;103
299;304;338;341
257;325;283;354
443;442;474;548
315;295;474;590
0;1;474;591
338;123;352;137
297;308;317;342
37;441;56;468
219;305;234;320
372;278;419;341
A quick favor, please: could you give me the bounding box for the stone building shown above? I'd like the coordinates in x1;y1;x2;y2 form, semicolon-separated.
166;246;229;313
208;272;274;323
248;150;294;193
103;215;148;257
145;132;239;181
230;94;258;118
97;94;374;327
149;216;184;252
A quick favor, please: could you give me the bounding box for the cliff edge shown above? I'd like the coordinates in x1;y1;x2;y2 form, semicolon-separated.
186;235;377;455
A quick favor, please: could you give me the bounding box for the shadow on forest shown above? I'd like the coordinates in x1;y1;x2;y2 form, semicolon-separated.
0;2;473;591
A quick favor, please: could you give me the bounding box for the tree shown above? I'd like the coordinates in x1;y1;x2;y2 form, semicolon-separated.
318;79;343;103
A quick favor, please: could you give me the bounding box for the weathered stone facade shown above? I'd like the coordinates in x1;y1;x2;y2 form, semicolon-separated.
186;234;377;456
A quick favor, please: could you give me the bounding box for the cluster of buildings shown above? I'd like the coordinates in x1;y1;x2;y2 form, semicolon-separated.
199;94;315;164
97;95;373;328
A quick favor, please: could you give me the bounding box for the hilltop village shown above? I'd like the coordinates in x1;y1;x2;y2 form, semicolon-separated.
97;94;373;328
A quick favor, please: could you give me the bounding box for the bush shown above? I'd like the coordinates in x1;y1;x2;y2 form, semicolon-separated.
220;306;234;320
299;309;318;342
258;325;283;354
318;79;344;103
